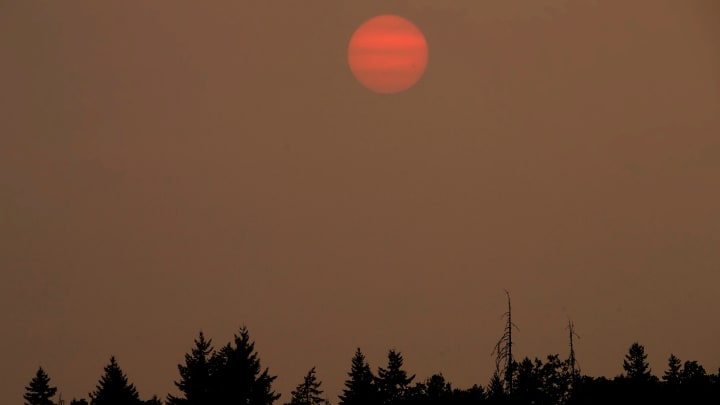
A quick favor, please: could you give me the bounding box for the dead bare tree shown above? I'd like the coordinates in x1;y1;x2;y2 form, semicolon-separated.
492;289;517;395
567;318;581;380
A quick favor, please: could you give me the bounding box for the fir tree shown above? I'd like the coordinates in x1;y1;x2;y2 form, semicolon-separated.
24;367;57;405
376;350;415;405
622;342;652;382
486;372;506;403
208;326;280;405
662;354;682;386
286;367;327;405
167;331;213;405
338;348;376;405
89;356;141;405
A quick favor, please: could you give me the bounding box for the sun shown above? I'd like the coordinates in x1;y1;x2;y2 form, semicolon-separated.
347;15;429;94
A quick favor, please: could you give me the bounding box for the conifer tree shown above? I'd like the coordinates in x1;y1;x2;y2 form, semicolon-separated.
286;367;327;405
168;331;214;405
622;342;652;382
338;348;376;405
89;356;141;405
376;350;415;405
662;354;682;386
208;326;280;405
24;367;57;405
486;372;506;403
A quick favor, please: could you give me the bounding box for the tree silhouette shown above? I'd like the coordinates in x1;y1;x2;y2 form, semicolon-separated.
208;326;280;405
492;290;516;395
622;342;652;382
680;360;707;384
403;373;455;405
338;347;377;405
421;373;452;401
141;397;163;405
338;348;376;405
566;319;580;384
286;367;328;405
16;318;720;404
485;372;507;404
679;360;712;402
89;356;141;405
24;367;58;405
662;354;682;386
448;384;485;405
512;357;540;404
167;331;213;405
536;354;572;405
376;350;415;405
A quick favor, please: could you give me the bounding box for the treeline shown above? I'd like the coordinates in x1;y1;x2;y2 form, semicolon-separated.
24;326;720;405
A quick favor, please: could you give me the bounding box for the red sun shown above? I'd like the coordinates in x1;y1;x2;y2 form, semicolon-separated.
347;15;429;94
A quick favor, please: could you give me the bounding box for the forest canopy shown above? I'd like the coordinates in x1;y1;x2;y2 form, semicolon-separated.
23;324;720;405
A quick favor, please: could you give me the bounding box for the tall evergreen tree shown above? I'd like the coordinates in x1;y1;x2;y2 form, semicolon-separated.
168;331;214;405
24;367;57;405
622;342;652;382
338;348;376;405
89;356;141;405
662;354;682;386
486;372;507;404
286;367;327;405
208;326;280;405
376;350;415;405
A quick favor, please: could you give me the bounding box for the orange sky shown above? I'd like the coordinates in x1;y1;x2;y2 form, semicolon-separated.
1;0;719;403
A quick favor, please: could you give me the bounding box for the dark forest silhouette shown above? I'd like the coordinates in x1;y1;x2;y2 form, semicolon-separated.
24;306;720;405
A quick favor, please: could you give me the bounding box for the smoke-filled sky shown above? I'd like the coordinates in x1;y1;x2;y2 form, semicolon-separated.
2;0;719;403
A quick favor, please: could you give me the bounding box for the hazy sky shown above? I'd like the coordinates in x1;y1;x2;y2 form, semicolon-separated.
2;0;719;403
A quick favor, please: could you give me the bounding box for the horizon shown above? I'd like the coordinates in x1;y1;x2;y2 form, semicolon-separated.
21;319;720;402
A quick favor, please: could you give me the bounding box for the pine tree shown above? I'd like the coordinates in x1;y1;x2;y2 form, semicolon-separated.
622;342;652;382
168;331;214;405
662;354;682;386
89;356;141;405
208;326;280;405
338;348;376;405
486;372;506;403
376;350;415;405
286;367;327;405
24;367;58;405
